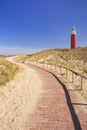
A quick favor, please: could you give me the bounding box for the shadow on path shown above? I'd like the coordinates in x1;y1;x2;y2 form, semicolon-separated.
47;70;82;130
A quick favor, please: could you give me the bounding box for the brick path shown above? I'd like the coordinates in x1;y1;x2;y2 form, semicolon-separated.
23;64;87;130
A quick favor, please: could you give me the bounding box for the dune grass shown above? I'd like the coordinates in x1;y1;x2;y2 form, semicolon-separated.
15;47;87;76
0;57;21;86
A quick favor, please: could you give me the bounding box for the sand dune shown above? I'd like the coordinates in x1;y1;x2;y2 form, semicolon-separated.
0;58;43;130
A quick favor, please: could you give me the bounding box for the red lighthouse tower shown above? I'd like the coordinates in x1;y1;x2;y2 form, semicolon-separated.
71;27;77;49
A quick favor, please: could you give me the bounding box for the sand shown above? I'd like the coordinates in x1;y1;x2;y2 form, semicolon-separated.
0;57;43;130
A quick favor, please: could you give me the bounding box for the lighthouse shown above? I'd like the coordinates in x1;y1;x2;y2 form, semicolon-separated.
71;27;77;49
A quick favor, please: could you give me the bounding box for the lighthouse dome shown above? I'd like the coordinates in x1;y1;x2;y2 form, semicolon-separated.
71;27;77;35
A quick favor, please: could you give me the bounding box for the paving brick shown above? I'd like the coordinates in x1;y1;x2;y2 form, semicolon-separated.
23;64;87;130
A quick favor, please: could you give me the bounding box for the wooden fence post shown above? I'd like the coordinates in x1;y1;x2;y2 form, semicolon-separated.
66;68;67;77
51;64;52;70
60;66;62;74
72;72;74;83
43;63;44;68
45;63;47;69
55;65;56;71
81;77;83;90
46;63;48;69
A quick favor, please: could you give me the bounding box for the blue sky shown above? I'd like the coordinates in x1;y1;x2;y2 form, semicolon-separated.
0;0;87;55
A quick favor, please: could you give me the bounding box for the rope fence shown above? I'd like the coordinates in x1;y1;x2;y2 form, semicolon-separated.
26;60;87;90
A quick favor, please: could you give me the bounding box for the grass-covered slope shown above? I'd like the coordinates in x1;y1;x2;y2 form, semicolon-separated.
0;57;21;86
15;47;87;76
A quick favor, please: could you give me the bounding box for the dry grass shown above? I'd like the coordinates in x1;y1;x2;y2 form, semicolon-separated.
15;47;87;76
0;57;21;86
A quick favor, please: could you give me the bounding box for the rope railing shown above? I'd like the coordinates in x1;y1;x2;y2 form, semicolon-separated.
26;60;87;90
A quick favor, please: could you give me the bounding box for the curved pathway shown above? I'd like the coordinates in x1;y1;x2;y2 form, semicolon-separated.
22;64;87;130
1;59;87;130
